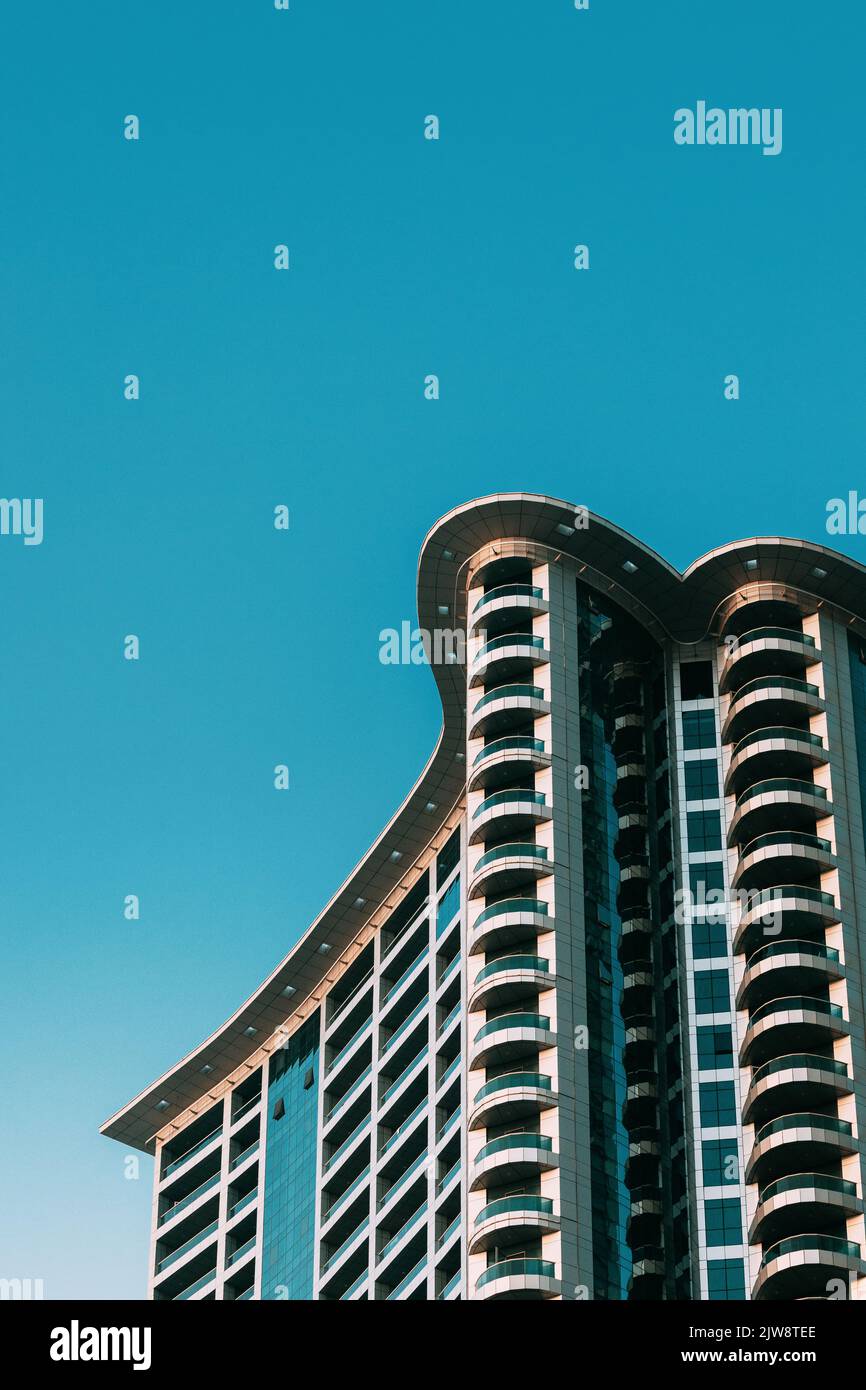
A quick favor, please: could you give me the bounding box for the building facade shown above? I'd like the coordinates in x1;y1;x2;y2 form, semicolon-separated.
102;493;866;1302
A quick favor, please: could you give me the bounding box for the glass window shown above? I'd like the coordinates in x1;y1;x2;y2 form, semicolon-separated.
680;661;714;700
697;1025;734;1069
699;1081;737;1128
707;1258;746;1299
705;1198;742;1245
694;970;730;1014
682;709;716;750
702;1139;739;1186
684;759;719;800
691;919;729;959
436;876;461;934
436;828;460;888
687;811;723;852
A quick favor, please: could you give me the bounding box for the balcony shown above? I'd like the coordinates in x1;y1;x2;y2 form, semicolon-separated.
469;897;551;955
470;1131;558;1190
728;779;831;847
752;1234;865;1300
746;1112;857;1185
740;995;848;1066
743;1053;853;1127
469;954;554;1012
736;940;842;1011
625;1134;660;1189
722;676;825;744
475;1257;560;1300
468;736;550;793
469;683;549;740
733;885;840;955
470;1070;556;1130
469;1195;558;1254
469;842;552;898
720;627;819;694
470;1011;554;1069
626;1186;663;1247
622;1072;658;1129
161;1125;222;1183
470;633;549;688
469;584;548;635
470;788;551;844
725;727;827;796
620;970;654;1024
732;831;834;891
750;1173;863;1245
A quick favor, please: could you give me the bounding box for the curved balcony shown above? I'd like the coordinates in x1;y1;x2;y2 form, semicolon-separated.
613;765;648;815
469;683;549;740
628;1248;666;1299
469;897;552;955
469;1070;557;1131
475;1257;560;1301
469;954;554;1012
733;885;839;955
740;996;848;1066
619;915;653;967
622;1072;658;1128
471;1131;558;1190
469;1194;559;1254
752;1234;865;1301
470;788;551;844
627;1186;663;1247
469;584;548;635
469;842;552;899
720;627;819;694
625;1133;660;1189
728;779;831;847
732;831;834;891
468;736;551;792
621;970;654;1024
725;727;828;796
623;1024;656;1071
743;1053;853;1127
469;1011;555;1070
470;633;549;688
736;940;843;1011
722;676;825;744
750;1173;863;1245
746;1112;857;1186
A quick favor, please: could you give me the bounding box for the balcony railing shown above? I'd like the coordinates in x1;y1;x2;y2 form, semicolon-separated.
156;1220;219;1274
475;633;546;661
759;1173;858;1206
476;1132;553;1163
748;996;844;1029
760;1234;859;1269
754;1112;852;1147
159;1173;220;1226
474;897;548;926
474;789;546;819
474;1012;550;1043
163;1125;222;1178
751;1053;848;1087
733;626;815;650
474;737;545;767
474;954;549;984
474;1071;552;1105
476;1194;554;1225
473;683;544;714
474;842;548;872
745;940;839;970
473;584;544;613
477;1257;555;1288
736;778;828;809
733;727;824;758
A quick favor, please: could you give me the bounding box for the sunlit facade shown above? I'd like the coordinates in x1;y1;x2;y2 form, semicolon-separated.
102;494;866;1301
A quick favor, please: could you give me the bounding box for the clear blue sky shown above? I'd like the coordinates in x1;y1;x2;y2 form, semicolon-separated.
2;1;864;1299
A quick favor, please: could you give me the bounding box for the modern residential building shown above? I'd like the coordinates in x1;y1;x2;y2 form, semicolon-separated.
102;492;866;1302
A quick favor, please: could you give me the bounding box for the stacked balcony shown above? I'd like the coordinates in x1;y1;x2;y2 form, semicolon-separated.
721;601;862;1299
467;559;560;1300
609;662;665;1298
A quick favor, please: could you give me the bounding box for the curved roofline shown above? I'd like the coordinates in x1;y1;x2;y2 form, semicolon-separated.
102;492;866;1152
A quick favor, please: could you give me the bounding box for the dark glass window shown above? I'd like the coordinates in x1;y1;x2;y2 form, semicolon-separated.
696;1024;734;1069
684;759;719;800
680;661;714;700
702;1139;739;1185
699;1081;737;1127
694;970;730;1014
691;919;729;959
682;709;716;750
436;828;460;888
687;811;722;852
707;1259;746;1299
705;1198;742;1245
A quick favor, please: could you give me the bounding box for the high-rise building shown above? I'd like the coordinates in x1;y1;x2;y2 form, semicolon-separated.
101;493;866;1302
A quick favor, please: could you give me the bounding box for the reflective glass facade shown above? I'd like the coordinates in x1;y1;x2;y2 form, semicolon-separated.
260;1011;320;1299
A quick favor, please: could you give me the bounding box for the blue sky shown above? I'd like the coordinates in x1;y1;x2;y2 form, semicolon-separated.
2;1;865;1298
